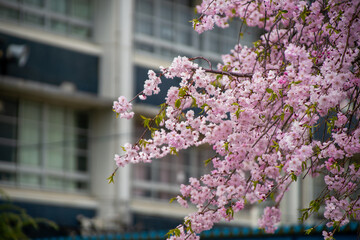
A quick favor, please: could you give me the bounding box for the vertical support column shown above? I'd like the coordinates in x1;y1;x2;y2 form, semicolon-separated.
302;175;315;225
91;0;134;228
114;0;134;227
280;180;300;224
250;206;259;227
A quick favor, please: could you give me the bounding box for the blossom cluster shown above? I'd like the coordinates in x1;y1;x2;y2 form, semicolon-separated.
113;0;360;239
143;70;162;97
112;96;134;119
258;207;281;233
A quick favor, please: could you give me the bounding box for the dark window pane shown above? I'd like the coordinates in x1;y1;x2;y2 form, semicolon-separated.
76;112;89;129
77;155;87;172
135;42;155;53
0;122;17;139
158;191;172;200
69;25;90;39
18;173;40;187
50;19;67;34
0;171;15;183
70;0;92;20
0;7;19;21
45;176;63;190
133;188;151;198
49;0;67;14
0;98;18;117
135;16;154;36
23;0;44;7
178;0;197;7
136;0;153;15
23;12;45;27
76;181;87;190
76;133;88;150
0;145;16;162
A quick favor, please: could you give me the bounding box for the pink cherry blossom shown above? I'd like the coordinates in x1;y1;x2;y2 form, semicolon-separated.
111;0;360;239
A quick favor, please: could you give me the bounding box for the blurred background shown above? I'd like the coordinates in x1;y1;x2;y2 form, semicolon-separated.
0;0;348;239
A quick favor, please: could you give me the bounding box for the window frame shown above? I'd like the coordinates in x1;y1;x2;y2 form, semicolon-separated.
0;97;90;193
0;0;94;40
133;0;261;62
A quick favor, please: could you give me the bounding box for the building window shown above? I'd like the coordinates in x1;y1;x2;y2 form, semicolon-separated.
0;0;94;40
0;97;90;192
134;0;262;61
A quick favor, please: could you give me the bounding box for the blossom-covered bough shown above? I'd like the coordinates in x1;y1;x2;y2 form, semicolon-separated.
110;0;360;239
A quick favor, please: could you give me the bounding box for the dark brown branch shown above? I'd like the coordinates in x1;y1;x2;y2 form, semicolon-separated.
202;68;253;78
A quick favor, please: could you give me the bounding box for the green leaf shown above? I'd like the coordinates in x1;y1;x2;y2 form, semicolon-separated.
235;108;244;119
170;147;178;155
268;92;278;101
185;219;194;233
280;112;285;121
139;139;150;147
305;228;314;235
150;127;158;133
191;96;197;108
226;207;234;218
271;140;279;152
291;173;297;182
301;211;309;222
223;142;229;152
107;175;115;184
166;229;175;238
199;103;209;114
204;157;213;166
309;200;320;212
266;88;274;93
174;228;181;237
169;197;177;203
279;89;283;98
301;161;307;171
178;87;187;97
276;164;284;172
191;19;200;30
175;99;182;108
274;11;282;21
300;6;310;22
241;17;247;25
140;115;151;129
155;115;161;126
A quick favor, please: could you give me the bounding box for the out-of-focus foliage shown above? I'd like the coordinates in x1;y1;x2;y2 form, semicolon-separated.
0;189;58;240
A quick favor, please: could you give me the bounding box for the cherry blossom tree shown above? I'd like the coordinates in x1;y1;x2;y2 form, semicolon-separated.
110;0;360;239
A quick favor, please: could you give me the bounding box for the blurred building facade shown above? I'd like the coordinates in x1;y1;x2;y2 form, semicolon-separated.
0;0;312;237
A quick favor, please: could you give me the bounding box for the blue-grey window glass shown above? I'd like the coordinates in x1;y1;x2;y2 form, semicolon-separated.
0;97;90;192
0;0;93;40
134;0;262;60
0;33;99;94
0;97;18;163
